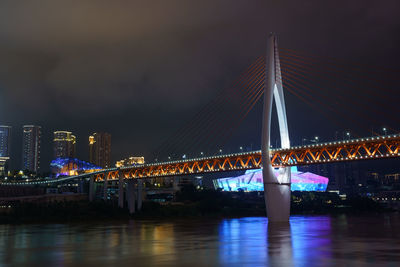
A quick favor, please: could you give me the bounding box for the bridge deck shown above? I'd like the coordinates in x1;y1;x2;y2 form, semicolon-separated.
2;134;400;185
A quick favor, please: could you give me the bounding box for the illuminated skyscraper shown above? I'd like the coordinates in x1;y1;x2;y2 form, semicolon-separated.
22;125;41;173
0;125;11;176
0;125;11;157
53;131;76;159
89;132;111;168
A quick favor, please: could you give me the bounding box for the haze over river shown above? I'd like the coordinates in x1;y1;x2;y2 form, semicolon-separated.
1;214;400;266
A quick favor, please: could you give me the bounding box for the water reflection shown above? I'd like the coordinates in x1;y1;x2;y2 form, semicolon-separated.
1;214;400;266
267;222;293;266
219;218;268;264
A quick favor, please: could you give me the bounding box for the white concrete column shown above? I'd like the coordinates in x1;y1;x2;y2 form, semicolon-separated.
118;172;124;208
89;175;95;202
261;33;291;222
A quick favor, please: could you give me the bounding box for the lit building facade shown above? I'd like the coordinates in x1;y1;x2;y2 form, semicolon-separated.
53;131;76;159
88;132;111;168
214;167;329;192
0;126;11;176
22;125;41;173
50;158;102;178
0;157;9;177
0;125;11;157
115;156;145;167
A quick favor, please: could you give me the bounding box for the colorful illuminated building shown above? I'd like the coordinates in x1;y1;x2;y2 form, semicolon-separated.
213;167;329;192
50;158;102;178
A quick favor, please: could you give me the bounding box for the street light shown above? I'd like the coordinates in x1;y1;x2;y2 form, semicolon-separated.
383;127;387;136
346;132;350;140
314;136;319;143
239;146;243;152
219;149;222;154
200;152;204;156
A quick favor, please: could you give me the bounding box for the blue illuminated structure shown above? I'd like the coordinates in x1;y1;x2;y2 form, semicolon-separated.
50;158;102;178
213;167;329;192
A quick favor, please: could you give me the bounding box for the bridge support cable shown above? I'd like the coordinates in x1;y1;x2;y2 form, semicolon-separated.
151;56;266;159
279;67;371;136
279;57;399;134
218;83;265;148
181;61;266;155
279;65;385;135
277;80;346;133
279;47;400;82
278;50;400;133
279;53;400;117
154;60;266;159
190;70;265;153
150;56;264;158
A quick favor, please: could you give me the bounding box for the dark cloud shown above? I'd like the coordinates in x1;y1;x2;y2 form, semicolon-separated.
0;0;399;170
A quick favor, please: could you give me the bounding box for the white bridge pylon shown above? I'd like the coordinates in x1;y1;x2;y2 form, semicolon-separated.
261;33;291;222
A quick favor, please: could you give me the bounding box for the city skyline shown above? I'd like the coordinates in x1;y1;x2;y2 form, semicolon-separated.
1;1;399;174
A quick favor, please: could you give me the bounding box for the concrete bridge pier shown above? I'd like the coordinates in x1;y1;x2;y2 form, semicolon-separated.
103;174;108;201
173;177;179;191
126;180;136;214
77;180;85;194
118;174;124;208
89;175;95;202
137;179;143;211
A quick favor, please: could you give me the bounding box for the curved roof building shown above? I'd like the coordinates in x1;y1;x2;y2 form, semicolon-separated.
213;167;329;192
50;158;102;178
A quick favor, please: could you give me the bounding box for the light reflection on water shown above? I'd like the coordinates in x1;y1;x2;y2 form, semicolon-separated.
1;214;400;266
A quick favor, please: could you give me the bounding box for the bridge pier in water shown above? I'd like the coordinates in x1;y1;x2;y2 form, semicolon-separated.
89;176;95;202
137;180;143;211
118;174;124;208
126;180;136;214
103;175;108;201
262;33;291;223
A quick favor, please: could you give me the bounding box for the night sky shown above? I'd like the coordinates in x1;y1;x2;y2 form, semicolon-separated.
0;0;399;171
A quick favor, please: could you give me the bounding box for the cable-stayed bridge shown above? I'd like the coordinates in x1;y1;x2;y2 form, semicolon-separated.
2;34;399;221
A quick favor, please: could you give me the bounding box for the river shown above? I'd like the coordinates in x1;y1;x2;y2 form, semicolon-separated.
1;214;400;266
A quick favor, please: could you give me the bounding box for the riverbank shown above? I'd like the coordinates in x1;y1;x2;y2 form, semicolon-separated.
0;189;388;224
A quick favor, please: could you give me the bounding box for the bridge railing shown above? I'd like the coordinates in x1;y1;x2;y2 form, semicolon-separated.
2;134;400;185
271;134;400;166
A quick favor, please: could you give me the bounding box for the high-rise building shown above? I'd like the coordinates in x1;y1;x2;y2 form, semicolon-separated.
88;132;111;168
0;157;9;177
0;125;11;157
22;125;41;173
0;125;11;177
53;131;76;159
